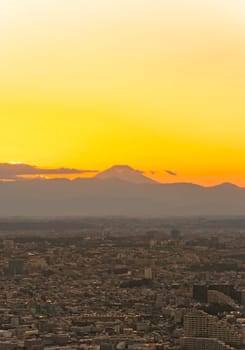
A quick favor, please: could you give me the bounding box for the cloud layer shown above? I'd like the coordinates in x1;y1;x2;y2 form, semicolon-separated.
0;163;97;180
165;170;177;176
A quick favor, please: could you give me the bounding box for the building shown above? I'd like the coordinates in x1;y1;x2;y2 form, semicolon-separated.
144;267;153;280
193;284;242;304
193;285;208;303
183;310;243;348
207;290;236;308
181;337;235;350
7;258;24;276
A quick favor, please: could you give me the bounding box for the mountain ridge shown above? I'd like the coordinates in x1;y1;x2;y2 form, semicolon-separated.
94;165;156;184
0;170;244;216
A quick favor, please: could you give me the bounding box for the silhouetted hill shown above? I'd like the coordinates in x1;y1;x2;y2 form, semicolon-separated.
0;176;245;216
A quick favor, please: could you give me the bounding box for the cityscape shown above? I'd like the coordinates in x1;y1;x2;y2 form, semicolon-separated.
0;218;245;349
1;1;245;349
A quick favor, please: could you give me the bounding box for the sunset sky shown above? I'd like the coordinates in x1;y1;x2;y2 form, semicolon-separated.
1;0;245;185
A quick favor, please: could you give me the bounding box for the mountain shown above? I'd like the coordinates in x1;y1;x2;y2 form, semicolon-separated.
0;173;245;217
95;165;155;184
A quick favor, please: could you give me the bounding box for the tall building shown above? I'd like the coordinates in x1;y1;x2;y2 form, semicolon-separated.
193;285;208;303
183;310;243;348
193;284;242;304
181;337;235;350
209;284;241;304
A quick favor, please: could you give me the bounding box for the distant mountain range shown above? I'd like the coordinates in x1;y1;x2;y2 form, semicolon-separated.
95;165;156;184
0;165;244;217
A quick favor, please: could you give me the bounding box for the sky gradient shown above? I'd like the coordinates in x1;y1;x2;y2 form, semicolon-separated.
1;1;245;185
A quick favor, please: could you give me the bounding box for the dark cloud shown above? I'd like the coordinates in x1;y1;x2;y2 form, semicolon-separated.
0;163;98;180
165;169;177;176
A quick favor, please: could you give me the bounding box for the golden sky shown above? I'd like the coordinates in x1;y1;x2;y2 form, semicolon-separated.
1;0;245;185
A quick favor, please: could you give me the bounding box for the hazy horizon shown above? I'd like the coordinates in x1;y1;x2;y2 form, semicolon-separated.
0;162;244;187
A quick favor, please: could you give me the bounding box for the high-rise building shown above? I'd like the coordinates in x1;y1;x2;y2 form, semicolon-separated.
193;284;242;304
183;310;243;348
181;337;235;350
193;285;208;303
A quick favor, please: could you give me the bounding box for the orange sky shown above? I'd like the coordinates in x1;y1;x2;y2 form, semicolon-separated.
1;1;245;186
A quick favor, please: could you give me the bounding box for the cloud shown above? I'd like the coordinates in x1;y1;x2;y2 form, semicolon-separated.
0;163;98;180
165;169;177;176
